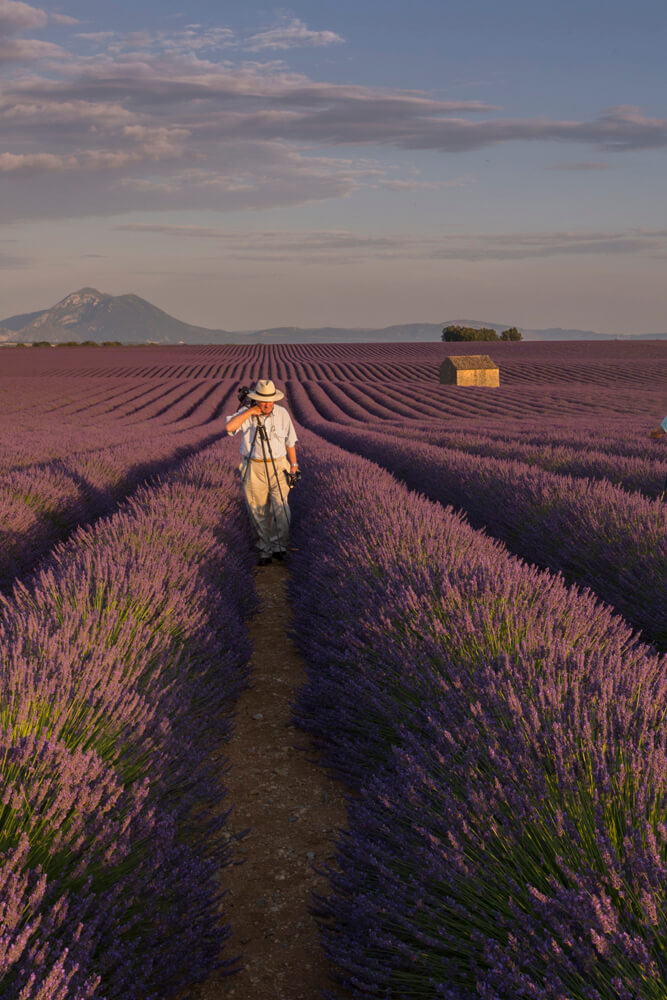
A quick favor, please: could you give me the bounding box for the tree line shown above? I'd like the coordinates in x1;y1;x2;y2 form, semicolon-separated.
441;325;522;342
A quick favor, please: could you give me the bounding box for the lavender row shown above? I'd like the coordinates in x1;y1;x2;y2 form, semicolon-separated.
0;438;255;999
0;424;146;473
0;379;236;474
286;370;665;439
46;378;228;427
399;420;665;461
377;423;666;498
383;384;664;442
0;407;235;590
6;341;663;395
288;431;667;999
293;411;666;650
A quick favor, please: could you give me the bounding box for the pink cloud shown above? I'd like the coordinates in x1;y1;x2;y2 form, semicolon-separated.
0;0;48;35
246;17;344;52
0;36;65;60
49;13;79;26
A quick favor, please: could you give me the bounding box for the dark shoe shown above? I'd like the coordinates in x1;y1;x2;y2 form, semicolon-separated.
272;550;287;562
257;555;272;566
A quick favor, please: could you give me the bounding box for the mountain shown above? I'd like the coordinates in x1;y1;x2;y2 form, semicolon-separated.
1;290;665;344
0;288;229;344
0;292;448;343
244;323;445;343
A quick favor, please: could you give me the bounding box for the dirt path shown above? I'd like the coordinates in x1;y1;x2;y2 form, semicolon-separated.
190;560;348;1000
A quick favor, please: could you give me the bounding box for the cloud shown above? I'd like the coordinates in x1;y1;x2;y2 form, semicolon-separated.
75;31;116;43
549;161;614;171
1;17;666;224
26;51;659;156
215;101;667;154
0;141;369;222
110;224;667;263
0;1;70;62
49;13;79;26
0;35;64;60
116;222;242;238
0;151;75;172
0;248;30;267
0;150;147;174
1;97;138;127
428;229;667;261
109;147;365;210
75;25;236;58
0;124;188;175
117;169;256;195
245;17;344;51
377;175;472;191
0;0;48;35
73;16;342;57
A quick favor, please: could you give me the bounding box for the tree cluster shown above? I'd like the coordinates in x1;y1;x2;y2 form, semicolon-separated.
441;325;522;342
53;340;124;347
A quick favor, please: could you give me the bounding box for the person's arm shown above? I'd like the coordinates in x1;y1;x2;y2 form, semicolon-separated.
649;416;667;439
226;405;261;435
284;411;298;469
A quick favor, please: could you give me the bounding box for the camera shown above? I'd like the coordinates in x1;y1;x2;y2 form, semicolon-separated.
285;469;302;488
238;385;253;407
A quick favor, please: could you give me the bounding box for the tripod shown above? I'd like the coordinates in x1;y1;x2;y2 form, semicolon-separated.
241;415;291;553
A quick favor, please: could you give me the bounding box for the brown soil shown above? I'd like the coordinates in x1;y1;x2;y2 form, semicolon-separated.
188;560;348;1000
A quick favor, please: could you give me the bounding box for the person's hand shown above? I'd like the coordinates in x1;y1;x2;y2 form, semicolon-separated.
649;426;666;439
247;404;262;416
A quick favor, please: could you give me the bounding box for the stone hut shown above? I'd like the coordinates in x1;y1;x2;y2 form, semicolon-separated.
439;354;499;387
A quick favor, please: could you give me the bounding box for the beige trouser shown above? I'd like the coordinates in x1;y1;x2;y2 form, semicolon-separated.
240;456;291;556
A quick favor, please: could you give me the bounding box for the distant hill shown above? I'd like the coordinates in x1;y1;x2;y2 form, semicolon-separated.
245;323;446;343
531;327;667;341
1;290;665;344
240;321;667;343
0;288;229;344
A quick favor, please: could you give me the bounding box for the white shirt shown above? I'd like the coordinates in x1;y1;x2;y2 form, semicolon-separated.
226;404;298;460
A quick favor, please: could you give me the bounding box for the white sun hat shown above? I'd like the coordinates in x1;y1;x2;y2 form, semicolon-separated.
247;378;284;402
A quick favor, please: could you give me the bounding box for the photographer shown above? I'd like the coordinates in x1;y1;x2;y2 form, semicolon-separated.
226;379;299;566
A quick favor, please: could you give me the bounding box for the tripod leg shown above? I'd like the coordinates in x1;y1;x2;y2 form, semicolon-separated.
239;420;272;559
266;457;291;554
257;427;291;555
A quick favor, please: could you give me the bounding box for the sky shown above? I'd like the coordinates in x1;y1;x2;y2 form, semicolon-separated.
1;0;666;334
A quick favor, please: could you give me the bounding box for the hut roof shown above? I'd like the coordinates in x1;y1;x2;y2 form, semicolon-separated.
442;354;499;370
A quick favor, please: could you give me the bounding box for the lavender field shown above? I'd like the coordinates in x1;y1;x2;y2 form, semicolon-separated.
1;340;665;999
